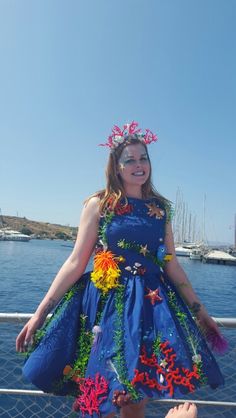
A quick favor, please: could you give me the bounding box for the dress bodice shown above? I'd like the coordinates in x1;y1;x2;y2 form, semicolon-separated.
98;197;168;275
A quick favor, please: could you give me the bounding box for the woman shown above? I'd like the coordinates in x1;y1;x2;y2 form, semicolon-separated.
16;122;225;418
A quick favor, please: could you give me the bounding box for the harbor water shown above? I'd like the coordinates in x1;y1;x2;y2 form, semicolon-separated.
0;239;236;417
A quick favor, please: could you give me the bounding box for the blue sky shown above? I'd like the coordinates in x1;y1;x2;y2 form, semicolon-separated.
0;0;235;244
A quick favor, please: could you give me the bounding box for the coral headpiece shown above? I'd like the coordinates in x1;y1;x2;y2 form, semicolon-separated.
99;121;158;150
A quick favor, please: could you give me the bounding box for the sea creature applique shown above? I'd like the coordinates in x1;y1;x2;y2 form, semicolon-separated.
157;245;173;262
145;287;163;305
145;203;165;219
125;262;146;276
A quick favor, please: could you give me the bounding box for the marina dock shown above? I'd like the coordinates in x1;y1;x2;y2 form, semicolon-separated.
202;250;236;266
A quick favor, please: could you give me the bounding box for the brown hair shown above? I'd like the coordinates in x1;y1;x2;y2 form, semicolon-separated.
87;135;171;214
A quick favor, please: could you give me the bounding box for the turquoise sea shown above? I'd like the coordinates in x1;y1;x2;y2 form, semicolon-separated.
0;239;236;417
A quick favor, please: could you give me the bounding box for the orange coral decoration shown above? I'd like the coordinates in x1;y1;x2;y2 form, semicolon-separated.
63;365;79;382
93;250;119;271
91;250;122;293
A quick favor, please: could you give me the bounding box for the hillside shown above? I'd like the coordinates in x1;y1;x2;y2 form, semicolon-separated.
1;216;78;240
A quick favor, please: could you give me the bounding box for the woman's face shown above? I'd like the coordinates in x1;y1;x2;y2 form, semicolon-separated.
117;143;150;189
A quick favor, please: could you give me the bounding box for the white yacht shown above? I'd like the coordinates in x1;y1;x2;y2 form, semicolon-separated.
0;229;31;242
189;248;203;260
175;246;192;256
175;241;203;257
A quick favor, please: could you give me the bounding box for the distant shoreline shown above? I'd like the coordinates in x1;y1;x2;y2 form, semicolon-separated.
1;215;77;240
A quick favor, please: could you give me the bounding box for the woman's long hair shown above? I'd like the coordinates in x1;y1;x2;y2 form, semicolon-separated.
87;135;171;214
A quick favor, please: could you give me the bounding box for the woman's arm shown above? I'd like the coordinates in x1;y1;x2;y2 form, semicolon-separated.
16;196;100;352
163;221;221;335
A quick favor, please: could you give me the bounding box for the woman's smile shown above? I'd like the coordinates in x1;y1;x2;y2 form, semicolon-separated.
117;143;151;189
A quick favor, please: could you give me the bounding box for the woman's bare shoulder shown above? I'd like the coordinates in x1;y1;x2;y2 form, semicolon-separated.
84;195;100;208
82;196;101;221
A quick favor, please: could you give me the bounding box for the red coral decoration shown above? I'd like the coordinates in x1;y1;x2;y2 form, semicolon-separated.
73;373;108;416
114;203;133;215
132;341;200;397
105;197;133;215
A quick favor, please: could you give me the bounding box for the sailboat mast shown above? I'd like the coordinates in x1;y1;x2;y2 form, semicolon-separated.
234;213;236;248
0;208;4;228
203;194;206;244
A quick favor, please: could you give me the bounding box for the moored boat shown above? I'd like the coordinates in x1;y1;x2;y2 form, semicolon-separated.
189;248;203;260
175;246;192;256
0;229;31;242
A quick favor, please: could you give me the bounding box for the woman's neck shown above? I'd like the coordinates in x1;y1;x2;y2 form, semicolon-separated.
123;186;143;199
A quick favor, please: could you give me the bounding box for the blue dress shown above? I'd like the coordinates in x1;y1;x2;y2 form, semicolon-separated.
23;197;224;417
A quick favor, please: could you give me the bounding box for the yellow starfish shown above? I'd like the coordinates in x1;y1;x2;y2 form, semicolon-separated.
140;244;148;256
145;203;165;219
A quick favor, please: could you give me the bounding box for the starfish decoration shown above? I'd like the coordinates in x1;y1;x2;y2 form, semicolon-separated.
145;287;163;305
119;162;125;171
160;359;168;368
145;203;165;219
139;244;148;256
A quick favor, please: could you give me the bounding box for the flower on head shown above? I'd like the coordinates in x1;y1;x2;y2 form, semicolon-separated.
99;121;158;150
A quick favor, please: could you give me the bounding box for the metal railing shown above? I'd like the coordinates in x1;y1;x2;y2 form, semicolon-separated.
0;313;236;417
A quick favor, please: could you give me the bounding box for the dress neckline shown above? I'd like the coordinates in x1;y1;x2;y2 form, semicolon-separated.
126;196;153;202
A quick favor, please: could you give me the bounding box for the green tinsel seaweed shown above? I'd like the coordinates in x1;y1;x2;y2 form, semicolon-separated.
166;203;175;223
113;285;140;401
58;291;109;390
167;290;207;384
117;239;165;268
23;280;86;360
70;314;93;378
99;211;114;244
153;334;162;357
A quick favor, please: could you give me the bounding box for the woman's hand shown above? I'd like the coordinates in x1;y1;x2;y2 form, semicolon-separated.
196;310;228;354
16;314;44;353
196;309;220;336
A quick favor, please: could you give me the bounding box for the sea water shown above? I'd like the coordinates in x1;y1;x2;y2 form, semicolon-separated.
0;239;236;417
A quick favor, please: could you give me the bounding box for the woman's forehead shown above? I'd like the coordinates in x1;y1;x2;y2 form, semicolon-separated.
120;143;147;158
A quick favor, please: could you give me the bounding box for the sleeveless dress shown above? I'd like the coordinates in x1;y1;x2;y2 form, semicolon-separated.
22;197;224;417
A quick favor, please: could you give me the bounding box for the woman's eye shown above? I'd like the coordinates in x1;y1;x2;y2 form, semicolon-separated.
123;157;148;165
124;159;135;164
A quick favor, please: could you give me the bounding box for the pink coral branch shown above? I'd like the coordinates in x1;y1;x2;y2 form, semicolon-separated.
73;373;109;416
99;121;158;149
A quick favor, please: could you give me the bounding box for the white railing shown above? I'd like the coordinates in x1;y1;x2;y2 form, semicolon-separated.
0;314;236;418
